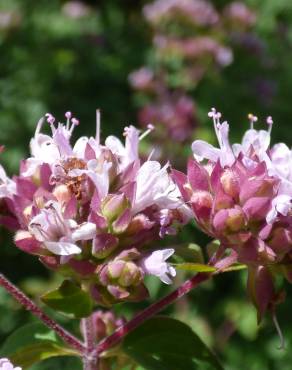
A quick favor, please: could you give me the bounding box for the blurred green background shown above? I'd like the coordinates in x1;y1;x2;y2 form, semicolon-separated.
1;0;292;369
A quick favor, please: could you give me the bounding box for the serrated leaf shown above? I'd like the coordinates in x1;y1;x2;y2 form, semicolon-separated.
175;263;216;273
41;279;93;318
122;317;224;370
0;323;79;369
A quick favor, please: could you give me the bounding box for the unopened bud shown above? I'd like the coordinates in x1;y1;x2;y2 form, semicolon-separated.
191;190;213;221
118;261;142;287
220;169;239;198
102;194;129;222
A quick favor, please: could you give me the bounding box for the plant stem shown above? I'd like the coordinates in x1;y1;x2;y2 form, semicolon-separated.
82;317;98;370
93;272;210;356
0;273;86;354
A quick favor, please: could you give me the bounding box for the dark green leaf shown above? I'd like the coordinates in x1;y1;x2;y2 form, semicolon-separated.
0;323;78;369
122;316;224;370
41;280;93;318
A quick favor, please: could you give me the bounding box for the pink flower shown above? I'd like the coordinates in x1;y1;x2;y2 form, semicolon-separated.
0;112;188;304
174;109;292;319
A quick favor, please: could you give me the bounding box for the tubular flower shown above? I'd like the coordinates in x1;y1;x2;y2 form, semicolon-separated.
173;108;292;320
0;112;189;305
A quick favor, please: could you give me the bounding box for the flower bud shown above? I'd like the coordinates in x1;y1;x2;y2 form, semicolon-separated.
101;194;129;222
213;207;245;234
240;177;276;204
92;233;119;259
191;190;213;221
243;197;271;222
220;169;239;198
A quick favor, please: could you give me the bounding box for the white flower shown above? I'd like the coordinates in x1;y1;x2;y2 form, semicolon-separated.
29;201;96;256
68;159;111;200
192;109;235;167
133;161;181;214
0;165;16;198
105;125;139;170
266;194;292;224
192;109;271;168
141;248;176;284
0;358;21;370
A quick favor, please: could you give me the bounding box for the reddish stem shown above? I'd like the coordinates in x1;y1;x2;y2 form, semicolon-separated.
94;272;210;356
0;273;86;354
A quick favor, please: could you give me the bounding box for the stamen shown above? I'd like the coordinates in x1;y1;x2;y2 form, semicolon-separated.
35;117;45;136
70;117;80;134
45;113;55;125
266;116;273;134
272;310;285;350
65;111;72;130
208;107;222;145
248;113;258;130
96;109;100;144
139;123;155;141
45;113;56;135
65;111;72;119
147;148;155;161
30;223;51;240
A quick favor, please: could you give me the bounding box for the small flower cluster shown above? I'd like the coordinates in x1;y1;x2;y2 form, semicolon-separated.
0;358;21;370
81;311;131;369
173;109;292;320
129;0;257;168
0;112;189;305
81;310;126;342
143;0;219;28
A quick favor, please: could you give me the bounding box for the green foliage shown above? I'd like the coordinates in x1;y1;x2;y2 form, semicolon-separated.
174;263;217;273
122;316;223;370
41;280;93;318
0;322;79;369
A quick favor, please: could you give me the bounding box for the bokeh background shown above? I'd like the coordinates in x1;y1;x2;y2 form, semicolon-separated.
1;0;292;369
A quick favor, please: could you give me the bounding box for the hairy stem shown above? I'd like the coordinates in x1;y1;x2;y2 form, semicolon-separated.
93;272;210;356
82;317;98;370
0;273;86;354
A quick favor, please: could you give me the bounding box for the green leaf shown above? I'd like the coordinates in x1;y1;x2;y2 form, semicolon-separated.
223;264;247;272
174;244;205;264
206;240;220;259
41;280;93;318
122;316;224;370
0;323;79;369
174;263;216;273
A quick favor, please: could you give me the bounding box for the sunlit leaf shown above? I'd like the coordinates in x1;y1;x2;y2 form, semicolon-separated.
0;322;79;369
41;280;93;318
174;263;216;273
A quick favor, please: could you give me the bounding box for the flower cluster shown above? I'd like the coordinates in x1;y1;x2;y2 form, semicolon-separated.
0;358;21;370
173;109;292;320
0;112;189;305
129;0;257;168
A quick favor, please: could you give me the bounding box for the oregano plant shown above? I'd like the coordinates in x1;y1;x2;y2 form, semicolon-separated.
0;108;290;369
